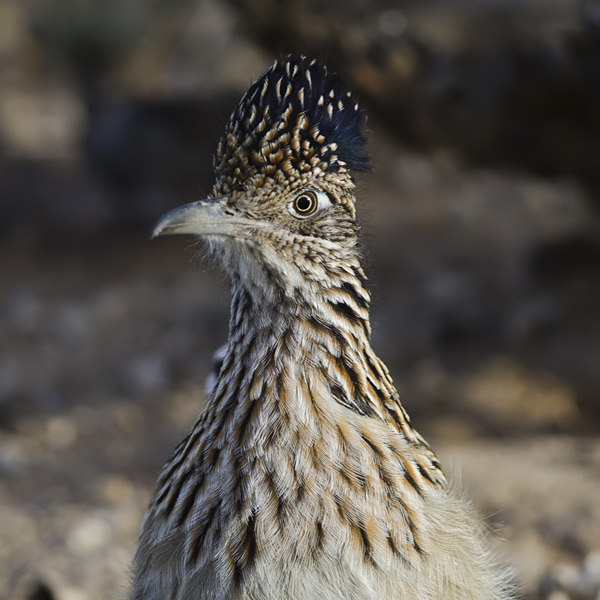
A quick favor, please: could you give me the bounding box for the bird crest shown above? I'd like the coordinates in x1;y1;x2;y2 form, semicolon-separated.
212;56;369;195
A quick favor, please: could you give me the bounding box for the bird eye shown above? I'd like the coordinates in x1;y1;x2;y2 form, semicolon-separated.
293;191;318;216
290;190;331;218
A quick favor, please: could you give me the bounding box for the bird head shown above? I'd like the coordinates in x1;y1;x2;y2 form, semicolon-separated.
152;57;369;296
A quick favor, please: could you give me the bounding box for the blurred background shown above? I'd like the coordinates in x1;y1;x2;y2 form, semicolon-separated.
1;0;600;598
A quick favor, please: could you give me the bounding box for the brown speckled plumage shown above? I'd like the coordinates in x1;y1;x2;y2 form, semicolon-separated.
132;56;515;600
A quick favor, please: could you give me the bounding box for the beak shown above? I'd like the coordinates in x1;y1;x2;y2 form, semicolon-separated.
151;196;255;239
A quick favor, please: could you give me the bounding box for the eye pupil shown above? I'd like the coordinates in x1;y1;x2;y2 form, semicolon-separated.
296;195;312;212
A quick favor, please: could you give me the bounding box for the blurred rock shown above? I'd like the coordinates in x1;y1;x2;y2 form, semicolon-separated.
121;353;169;396
541;552;600;600
45;416;78;451
462;358;579;434
66;513;112;553
0;84;85;161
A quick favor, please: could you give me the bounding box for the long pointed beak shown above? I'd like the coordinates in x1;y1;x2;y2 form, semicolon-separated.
151;196;255;239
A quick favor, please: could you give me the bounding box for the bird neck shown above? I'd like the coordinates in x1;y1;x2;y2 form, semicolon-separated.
233;250;370;330
145;253;445;546
211;254;417;435
201;256;444;490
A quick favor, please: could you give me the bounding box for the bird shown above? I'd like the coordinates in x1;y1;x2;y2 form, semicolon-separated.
132;56;515;600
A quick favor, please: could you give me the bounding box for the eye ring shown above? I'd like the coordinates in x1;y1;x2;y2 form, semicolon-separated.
293;191;318;216
289;189;332;219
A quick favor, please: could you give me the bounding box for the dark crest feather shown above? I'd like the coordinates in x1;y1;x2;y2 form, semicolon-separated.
213;56;369;193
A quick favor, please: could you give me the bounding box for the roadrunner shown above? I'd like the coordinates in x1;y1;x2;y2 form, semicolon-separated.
133;57;514;600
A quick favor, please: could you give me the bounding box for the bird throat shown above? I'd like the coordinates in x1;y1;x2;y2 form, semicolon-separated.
222;259;375;417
